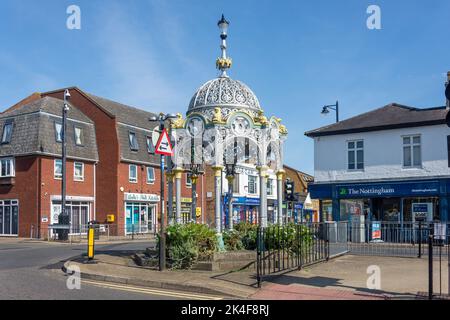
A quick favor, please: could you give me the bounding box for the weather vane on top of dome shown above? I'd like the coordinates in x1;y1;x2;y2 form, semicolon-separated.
216;14;232;77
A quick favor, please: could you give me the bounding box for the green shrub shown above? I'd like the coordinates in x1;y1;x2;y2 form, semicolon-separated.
162;223;218;269
222;229;244;251
234;222;258;250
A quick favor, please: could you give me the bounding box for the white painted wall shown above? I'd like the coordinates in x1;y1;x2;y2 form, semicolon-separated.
221;164;278;200
314;124;450;183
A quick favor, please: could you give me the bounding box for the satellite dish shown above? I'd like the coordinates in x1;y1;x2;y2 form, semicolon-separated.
446;82;450;101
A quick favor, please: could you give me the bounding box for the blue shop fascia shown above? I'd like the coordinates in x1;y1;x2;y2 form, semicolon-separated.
309;178;450;223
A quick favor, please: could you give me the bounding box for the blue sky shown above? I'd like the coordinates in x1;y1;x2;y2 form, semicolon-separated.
1;0;450;174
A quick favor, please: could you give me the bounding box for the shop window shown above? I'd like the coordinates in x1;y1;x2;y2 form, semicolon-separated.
54;159;62;179
74;127;83;146
1;121;13;144
248;175;257;194
74;162;84;181
129;164;138;183
54;122;63;143
403;135;421;168
0;158;15;178
0;200;19;236
347;140;364;170
129;131;139;151
146;167;155;184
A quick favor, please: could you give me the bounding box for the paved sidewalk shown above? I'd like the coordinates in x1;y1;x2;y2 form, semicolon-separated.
64;254;259;299
63;254;393;300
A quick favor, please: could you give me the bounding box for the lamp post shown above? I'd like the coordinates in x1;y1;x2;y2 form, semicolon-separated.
189;164;202;223
149;113;177;272
321;101;339;123
58;89;71;241
225;163;236;230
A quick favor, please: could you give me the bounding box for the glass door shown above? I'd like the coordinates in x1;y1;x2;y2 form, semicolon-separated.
0;200;19;236
126;204;133;234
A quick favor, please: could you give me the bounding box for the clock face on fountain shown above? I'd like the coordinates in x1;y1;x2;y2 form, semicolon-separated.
187;118;204;137
231;116;251;135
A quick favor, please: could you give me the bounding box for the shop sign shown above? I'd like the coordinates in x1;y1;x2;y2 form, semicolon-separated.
294;204;303;210
412;203;433;222
124;193;160;202
231;197;260;205
181;197;192;203
371;222;381;241
434;223;447;240
337;181;440;199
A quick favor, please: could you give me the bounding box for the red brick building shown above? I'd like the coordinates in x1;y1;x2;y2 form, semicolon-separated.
0;96;98;238
0;87;203;237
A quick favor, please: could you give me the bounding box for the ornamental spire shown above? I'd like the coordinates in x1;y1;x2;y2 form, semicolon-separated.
216;14;232;77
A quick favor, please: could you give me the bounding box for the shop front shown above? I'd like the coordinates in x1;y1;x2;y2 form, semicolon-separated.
310;179;450;223
124;193;159;234
50;196;94;235
224;196;260;225
0;200;19;236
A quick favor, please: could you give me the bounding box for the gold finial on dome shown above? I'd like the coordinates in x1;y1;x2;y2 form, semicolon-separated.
217;14;231;77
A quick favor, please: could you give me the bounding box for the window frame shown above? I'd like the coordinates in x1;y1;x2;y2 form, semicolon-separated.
129;131;139;151
74;126;83;146
129;164;138;183
248;175;257;195
146;167;155;184
347;139;364;171
232;173;240;194
1;121;13;144
146;136;155;154
267;178;274;196
0;158;15;178
54;159;63;179
73;162;84;182
54;122;63;143
186;174;192;188
402;135;422;168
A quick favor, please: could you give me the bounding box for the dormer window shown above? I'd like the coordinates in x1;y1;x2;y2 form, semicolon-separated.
129;131;139;151
74;127;83;146
1;121;13;144
55;122;63;143
146;136;155;154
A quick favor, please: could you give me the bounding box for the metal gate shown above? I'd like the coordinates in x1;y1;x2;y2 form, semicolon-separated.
256;223;329;287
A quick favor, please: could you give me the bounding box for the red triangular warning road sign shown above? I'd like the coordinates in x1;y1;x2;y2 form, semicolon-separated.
155;128;173;156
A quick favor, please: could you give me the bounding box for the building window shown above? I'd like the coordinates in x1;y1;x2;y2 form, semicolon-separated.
54;159;62;179
348;140;364;170
129;164;137;183
0;158;15;178
447;136;450;167
146;167;155;184
233;174;240;193
74;127;83;146
248;175;257;194
186;175;192;188
74;162;84;181
403;135;421;168
267;178;274;196
1;121;13;144
146;136;155;154
0;200;19;236
55;122;63;143
129;132;139;151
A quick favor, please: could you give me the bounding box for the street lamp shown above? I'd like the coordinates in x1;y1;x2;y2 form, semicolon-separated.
321;101;339;123
218;14;230;35
58;89;71;241
225;162;236;230
188;164;202;223
149;113;177;272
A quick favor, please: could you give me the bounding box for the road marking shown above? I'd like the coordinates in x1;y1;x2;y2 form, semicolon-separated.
82;279;224;300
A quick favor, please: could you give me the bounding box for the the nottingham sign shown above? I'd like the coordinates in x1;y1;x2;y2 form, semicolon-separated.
337;181;440;199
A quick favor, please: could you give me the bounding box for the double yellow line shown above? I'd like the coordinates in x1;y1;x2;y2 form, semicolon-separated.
82;280;224;300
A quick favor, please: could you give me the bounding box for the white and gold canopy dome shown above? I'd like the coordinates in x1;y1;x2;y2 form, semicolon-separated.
171;14;287;170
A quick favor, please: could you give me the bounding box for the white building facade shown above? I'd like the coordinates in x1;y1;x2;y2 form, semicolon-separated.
306;103;450;223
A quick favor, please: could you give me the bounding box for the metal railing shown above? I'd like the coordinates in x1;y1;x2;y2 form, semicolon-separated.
256;223;329;287
34;223;157;242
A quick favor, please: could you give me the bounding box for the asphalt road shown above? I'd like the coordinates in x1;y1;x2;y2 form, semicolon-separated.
0;239;217;300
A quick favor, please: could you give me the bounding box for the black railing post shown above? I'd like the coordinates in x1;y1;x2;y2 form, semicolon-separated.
326;222;330;261
428;224;434;300
418;221;422;258
256;227;261;288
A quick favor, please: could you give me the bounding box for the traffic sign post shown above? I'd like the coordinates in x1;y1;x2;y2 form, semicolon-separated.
155;128;174;156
